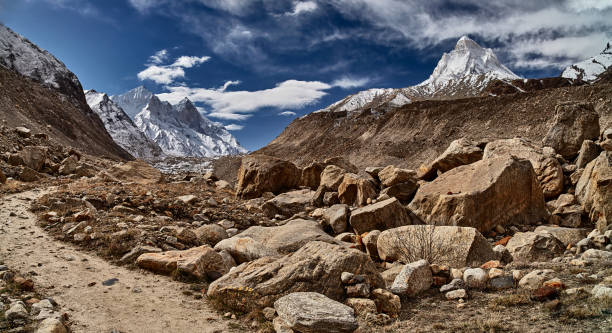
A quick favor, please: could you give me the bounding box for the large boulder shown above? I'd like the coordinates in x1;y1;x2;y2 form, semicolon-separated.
214;219;337;263
59;155;78;175
575;151;612;233
408;156;548;233
576;140;601;169
379;182;418;203
337;173;377;207
323;157;358;174
534;226;589;247
136;245;229;280
349;197;415;235
542;102;600;159
377;225;495;268
261;189;315;218
483;138;564;199
19;146;47;172
194;224;228;246
319;165;346;191
323;204;350;234
378;165;417;188
274;292;358;333
505;232;565;264
418;138;483;180
207;241;384;311
300;162;324;189
235;155;301;199
107;160;162;184
390;259;432;296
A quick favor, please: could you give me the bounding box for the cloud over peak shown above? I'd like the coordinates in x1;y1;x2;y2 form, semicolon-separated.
138;51;210;84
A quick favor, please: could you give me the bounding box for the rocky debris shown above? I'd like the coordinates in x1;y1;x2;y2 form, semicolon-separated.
274;292;359;333
262;189;314;218
581;248;612;261
576;140;601;169
19;167;42;182
323;204;350;234
418;138;483;180
194;224;228;247
575;151;611;233
506;232;565;264
235;154;300;199
345;298;377;316
492;245;513;264
601;128;612;151
362;230;380;261
214;219;337;263
337;173;377;207
300;162;324;189
440;278;466;293
378;165;417;188
463;268;488;289
349;198;414;235
390;259;433;296
377;225;495;268
136;245;229;280
20;146;47;172
591;284;612;299
379;182;418;203
120;245;162;263
483;138;564;198
534;226;589;247
542;102;600;159
207;241;384;311
519;269;555;289
107;160;163;184
370;288;401;315
58;155;78;176
408;156;548;233
5;301;29;321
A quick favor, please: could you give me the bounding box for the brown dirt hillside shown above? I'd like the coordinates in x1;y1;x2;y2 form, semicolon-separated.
0;66;132;160
258;77;612;170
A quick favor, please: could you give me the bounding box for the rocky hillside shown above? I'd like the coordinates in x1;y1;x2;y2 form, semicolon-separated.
0;25;131;160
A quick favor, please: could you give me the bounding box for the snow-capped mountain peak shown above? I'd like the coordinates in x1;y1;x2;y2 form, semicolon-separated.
561;41;612;82
111;85;154;120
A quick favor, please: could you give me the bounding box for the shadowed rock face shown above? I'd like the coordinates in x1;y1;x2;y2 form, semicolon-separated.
235;154;301;199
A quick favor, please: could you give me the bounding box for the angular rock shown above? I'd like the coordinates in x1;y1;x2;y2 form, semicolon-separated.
20;146;47;171
506;232;565;264
362;230;380;261
440;278;466;293
576;140;602;169
365;167;384;180
591;285;612;299
273;317;294;333
489;276;514;290
581;248;612;261
349;198;413;235
5;302;28;321
235;154;301;199
194;224;228;246
575;151;611;233
59;155;78;175
381;264;403;288
20;166;42;182
446;289;467;300
338;173;377;207
36;318;67;333
542;102;600;159
319;165;346;191
300;162;324;189
345;298;377;317
207;241;384;311
534;226;589;247
463;268;488;289
120;245;162;263
213;237;278;264
483;138;564;198
324;157;359;174
274;292;358;333
379;182;418;203
519;269;555;289
408;156;548;233
136;245;228;280
418;138;483;180
15;126;31;137
107;160;162;184
261;189;314;218
390;259;432;296
0;169;6;184
378;165;417;188
371;288;401;315
323;204;349;234
377;225;495;268
492;245;513;264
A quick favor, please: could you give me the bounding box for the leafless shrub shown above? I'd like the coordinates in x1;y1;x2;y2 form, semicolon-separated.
392;224;454;264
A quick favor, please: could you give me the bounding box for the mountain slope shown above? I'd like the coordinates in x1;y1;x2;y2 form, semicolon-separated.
317;36;520;113
111;86;153;120
85;90;164;159
130;94;247;157
562;42;612;82
0;24;131;160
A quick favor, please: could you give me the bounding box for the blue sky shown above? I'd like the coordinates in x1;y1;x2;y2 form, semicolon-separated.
1;0;611;151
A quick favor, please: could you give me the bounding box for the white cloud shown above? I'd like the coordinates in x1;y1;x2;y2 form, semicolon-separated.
171;55;211;68
332;76;370;89
148;49;168;64
278;111;297;116
287;1;318;16
219;80;241;92
225;124;244;131
138;51;211;84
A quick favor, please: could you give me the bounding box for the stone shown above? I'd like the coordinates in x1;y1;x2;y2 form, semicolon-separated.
378;165;417;188
488;268;504;279
273;317;294;333
36;318;67;333
323;204;350;234
346;283;370;298
300;162;324;189
381;264;403;288
576;140;602;169
177;194;197;204
323;192;340;206
20;166;42;182
136;245;229;280
408;156;548;233
0;169;5;184
371;288;401;315
532;286;560;301
390;259;433;296
362;230;381;261
440;279;466;293
581;248;612;261
345;298;377;316
217;249;237;270
492;245;513;264
483;138;564;198
107;160;163;184
20;146;47;171
377;225;495;268
534;226;589;247
235;155;301;199
379;182;419;203
319;165;347;191
489;275;514;290
194;224;228;246
262;189;315;218
519;269;555;289
75;163;98;178
463;268;488;289
365;166;384;180
274;292;358;333
59;155;79;175
542;102;600;159
5;302;28;321
506;232;565;264
349;198;413;235
214;219;337;263
262;307;276;320
15;126;31;137
215;180;231;190
338;173;377;207
591;285;612;299
446;289;467;300
340;272;365;285
575;151;611;233
418;138;483;180
217;219;235;229
549;204;584;228
207;241;384;311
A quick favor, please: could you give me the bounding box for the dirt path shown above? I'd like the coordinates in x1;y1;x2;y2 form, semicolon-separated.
0;188;231;333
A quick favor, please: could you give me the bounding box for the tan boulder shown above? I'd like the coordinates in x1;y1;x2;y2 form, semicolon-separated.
59;155;79;175
408;156;548;233
377;225;495;268
19;146;47;172
378;165;417;188
261;189;314;218
379;182;419;203
235;155;301;199
319;165;346;191
506;232;565;264
542;102;600;159
107;160;162;184
349;197;414;235
575;151;612;233
323;156;358;174
483;138;563;199
136;245;229;280
418;138;483;180
19;167;42;182
576;140;601;169
213;237;279;264
338;173;377;207
534;226;589;247
194;224;228;246
300;162;324;189
207;241;384;311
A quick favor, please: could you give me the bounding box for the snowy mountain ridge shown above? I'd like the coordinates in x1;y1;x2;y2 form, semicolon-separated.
562;42;612;82
85;90;164;159
111;86;153;120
